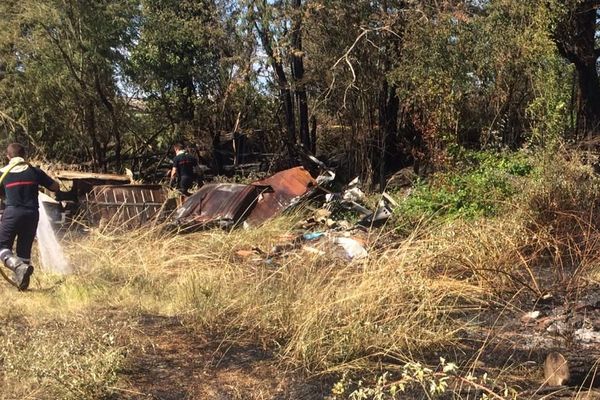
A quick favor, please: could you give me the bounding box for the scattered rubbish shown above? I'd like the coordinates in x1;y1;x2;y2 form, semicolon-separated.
313;209;331;222
322;175;397;228
359;201;394;227
343;187;365;202
333;237;368;260
236;249;259;258
271;242;300;255
546;319;569;336
345;201;372;216
55;170;131;200
316;170;335;185
543;352;570;386
347;177;360;187
538;293;555;305
335;220;352;230
302;246;326;256
325;193;337;202
245;166;318;226
35;170;133;226
533;316;558;331
174;183;260;230
382;192;399;208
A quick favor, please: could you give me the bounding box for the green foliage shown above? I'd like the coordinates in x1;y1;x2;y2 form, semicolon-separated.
328;358;518;400
0;0;588;181
397;151;533;221
0;0;139;166
130;0;222;123
390;0;570;150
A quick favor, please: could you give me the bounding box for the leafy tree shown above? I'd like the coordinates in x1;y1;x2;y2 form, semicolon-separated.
130;0;221;134
0;0;139;170
390;0;570;154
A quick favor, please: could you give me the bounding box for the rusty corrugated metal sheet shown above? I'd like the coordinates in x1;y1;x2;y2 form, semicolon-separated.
173;167;317;231
246;166;317;226
174;183;259;229
85;185;172;227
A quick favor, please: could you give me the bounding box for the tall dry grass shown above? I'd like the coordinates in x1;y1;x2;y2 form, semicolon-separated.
56;215;525;373
2;149;600;398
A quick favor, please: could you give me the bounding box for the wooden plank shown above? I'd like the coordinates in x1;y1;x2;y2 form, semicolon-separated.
55;171;130;182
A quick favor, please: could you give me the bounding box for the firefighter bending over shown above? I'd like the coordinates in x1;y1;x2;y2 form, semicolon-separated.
169;143;198;196
0;143;59;290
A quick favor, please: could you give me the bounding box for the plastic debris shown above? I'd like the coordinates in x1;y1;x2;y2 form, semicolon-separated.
382;192;399;207
302;246;326;256
521;311;541;324
236;249;257;258
333;237;368;260
316;170;336;185
343;187;365;202
347;177;360;187
303;232;326;241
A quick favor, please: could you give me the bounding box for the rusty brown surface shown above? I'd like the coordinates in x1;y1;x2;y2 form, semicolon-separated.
246;166;317;226
174;183;259;228
173;167;317;230
85;185;172;227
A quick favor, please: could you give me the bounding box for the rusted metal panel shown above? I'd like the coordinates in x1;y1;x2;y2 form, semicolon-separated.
85;185;172;227
172;167;317;231
246;167;317;225
173;183;259;229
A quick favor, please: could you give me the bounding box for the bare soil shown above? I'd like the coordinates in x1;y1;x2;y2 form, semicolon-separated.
113;314;328;400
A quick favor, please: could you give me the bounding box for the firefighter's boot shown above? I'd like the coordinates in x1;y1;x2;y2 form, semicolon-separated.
0;249;33;290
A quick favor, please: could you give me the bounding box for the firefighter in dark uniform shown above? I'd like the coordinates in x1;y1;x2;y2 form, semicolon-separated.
0;143;59;290
169;143;198;196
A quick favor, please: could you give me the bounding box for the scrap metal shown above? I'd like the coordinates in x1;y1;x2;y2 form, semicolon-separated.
172;166;318;230
85;184;173;227
173;183;261;229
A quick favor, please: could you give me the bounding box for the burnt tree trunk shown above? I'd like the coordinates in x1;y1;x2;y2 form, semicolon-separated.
576;61;600;135
555;2;600;136
377;80;400;191
370;0;405;191
84;100;103;170
291;0;310;151
94;69;122;171
255;21;296;155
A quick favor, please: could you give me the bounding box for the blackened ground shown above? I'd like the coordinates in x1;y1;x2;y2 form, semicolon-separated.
113;314;329;400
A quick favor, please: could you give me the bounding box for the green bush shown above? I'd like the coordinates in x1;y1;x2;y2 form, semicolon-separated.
397;150;533;221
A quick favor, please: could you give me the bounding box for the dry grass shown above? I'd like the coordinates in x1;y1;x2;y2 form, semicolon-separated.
1;150;600;398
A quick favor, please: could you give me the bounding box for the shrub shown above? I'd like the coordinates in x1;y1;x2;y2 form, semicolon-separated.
396;150;533;221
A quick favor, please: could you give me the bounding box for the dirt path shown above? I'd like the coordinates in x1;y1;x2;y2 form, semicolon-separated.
113;314;327;400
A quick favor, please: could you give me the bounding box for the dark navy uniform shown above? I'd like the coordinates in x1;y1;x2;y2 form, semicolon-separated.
172;152;198;195
0;164;55;264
